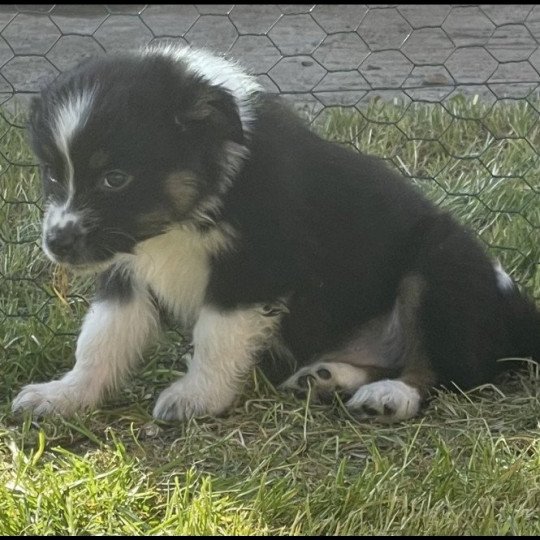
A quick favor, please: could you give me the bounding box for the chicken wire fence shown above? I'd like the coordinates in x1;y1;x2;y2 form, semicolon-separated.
1;4;539;352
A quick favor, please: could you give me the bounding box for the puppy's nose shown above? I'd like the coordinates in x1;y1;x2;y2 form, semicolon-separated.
46;222;83;258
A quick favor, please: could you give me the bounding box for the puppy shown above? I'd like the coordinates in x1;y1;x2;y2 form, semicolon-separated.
12;45;540;422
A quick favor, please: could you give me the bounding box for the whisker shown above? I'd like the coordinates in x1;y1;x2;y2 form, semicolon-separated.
101;227;138;243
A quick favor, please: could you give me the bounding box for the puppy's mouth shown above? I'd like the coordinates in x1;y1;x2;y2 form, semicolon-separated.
60;259;117;276
46;253;119;276
42;236;124;275
42;221;141;274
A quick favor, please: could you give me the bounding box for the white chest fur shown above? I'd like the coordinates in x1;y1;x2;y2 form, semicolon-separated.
128;226;223;327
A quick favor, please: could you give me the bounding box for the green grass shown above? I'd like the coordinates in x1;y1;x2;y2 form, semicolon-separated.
1;97;539;535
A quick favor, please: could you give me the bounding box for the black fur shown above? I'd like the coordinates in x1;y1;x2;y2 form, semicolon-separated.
207;97;539;387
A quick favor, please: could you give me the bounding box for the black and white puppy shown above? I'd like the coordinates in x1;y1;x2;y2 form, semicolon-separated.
12;45;540;422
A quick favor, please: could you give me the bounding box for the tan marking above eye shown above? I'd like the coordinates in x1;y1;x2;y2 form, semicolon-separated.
165;171;200;215
88;149;109;169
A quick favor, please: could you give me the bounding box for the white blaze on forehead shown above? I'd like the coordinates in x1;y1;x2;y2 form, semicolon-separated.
53;88;96;203
142;44;262;133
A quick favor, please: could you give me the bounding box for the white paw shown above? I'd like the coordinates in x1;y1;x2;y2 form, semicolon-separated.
12;380;88;417
281;362;369;402
346;380;421;422
153;378;234;422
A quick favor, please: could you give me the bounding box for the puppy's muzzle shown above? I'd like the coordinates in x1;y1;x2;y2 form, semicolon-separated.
45;221;85;261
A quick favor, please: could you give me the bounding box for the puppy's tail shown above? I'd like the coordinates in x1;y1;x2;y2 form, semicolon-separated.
497;263;540;363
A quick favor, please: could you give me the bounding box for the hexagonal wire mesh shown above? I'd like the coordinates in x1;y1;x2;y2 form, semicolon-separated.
0;5;539;371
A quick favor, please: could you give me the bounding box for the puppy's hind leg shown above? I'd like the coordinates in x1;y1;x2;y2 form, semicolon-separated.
346;274;435;422
352;223;518;423
283;275;432;421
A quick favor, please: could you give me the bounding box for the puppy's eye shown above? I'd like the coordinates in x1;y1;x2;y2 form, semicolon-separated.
102;170;131;191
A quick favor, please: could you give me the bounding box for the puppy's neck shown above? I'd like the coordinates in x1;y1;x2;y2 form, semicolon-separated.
116;224;236;327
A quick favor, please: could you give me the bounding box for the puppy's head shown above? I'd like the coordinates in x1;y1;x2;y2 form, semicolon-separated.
29;49;251;271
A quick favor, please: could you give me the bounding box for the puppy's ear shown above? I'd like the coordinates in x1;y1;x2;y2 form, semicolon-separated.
177;85;244;144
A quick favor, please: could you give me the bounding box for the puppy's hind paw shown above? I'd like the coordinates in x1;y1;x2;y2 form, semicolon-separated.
346;380;421;422
281;362;369;403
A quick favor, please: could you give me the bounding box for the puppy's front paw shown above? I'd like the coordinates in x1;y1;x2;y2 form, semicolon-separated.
153;378;233;422
12;380;86;417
